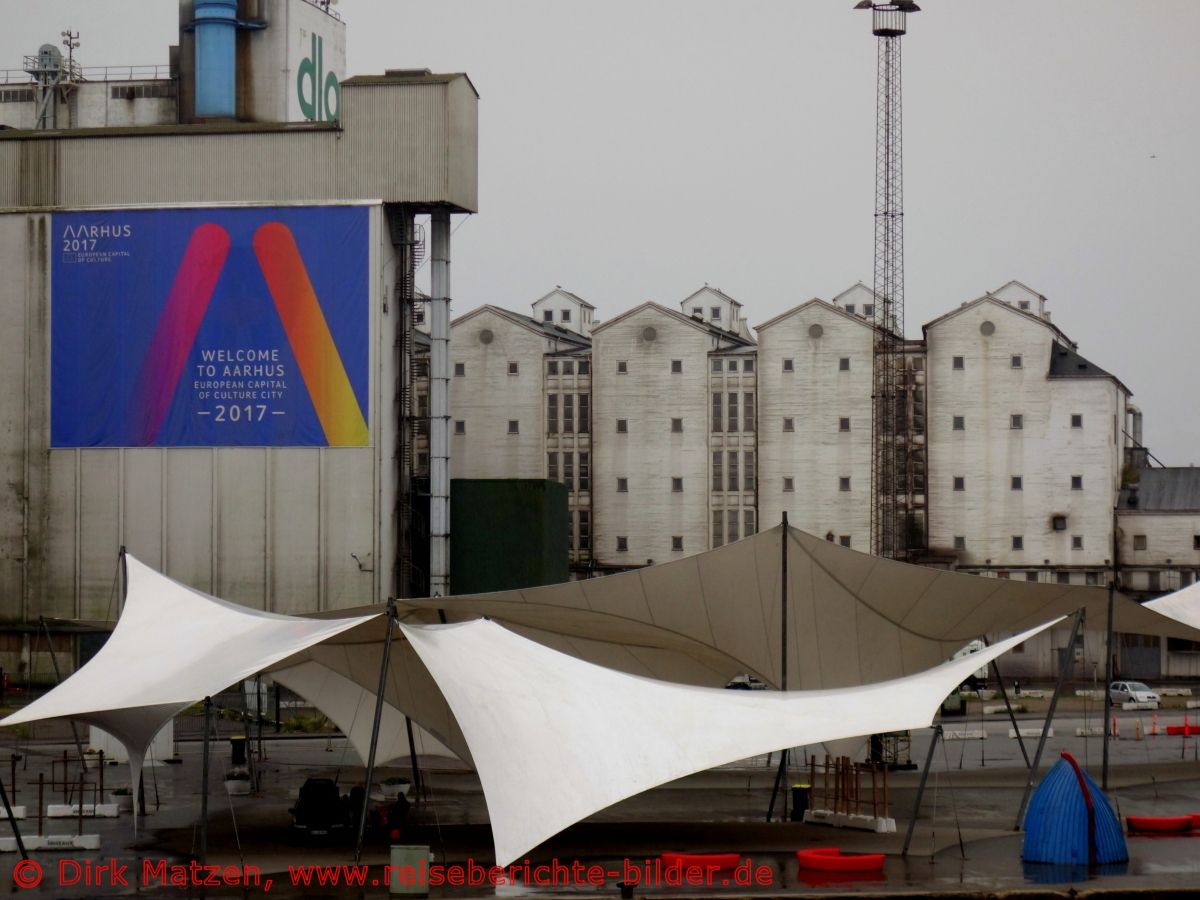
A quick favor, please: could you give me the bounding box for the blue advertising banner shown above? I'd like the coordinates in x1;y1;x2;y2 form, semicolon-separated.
51;205;370;447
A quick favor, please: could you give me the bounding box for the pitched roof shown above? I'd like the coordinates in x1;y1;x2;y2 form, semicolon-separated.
532;288;596;311
755;297;883;334
1118;468;1200;512
680;285;743;308
922;293;1075;346
1047;342;1129;393
591;301;754;346
452;304;591;348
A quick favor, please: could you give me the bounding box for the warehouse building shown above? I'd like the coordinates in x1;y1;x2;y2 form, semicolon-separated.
0;0;477;675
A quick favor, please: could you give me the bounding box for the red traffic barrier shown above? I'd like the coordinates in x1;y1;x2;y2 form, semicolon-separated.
796;847;885;872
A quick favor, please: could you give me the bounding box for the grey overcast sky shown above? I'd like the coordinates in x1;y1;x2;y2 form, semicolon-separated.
4;2;1199;462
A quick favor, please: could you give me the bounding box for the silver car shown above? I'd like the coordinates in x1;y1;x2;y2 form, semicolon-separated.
1109;680;1159;707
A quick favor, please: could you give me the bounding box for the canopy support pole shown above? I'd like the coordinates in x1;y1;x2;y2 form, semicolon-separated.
199;695;212;866
38;616;86;773
1102;580;1115;791
1015;607;1084;830
355;597;397;862
902;724;942;856
0;777;27;860
405;717;423;800
767;512;789;822
985;641;1030;769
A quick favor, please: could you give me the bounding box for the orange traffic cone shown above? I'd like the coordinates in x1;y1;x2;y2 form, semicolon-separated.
1111;714;1119;738
1151;713;1159;736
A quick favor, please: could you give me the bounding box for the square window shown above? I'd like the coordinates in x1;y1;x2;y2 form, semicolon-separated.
508;361;519;375
839;417;851;432
839;357;850;371
953;415;965;431
671;360;683;374
954;536;966;550
783;477;795;492
845;304;856;315
1086;571;1099;586
712;359;722;373
743;359;754;373
417;452;428;468
693;308;703;318
839;535;852;548
547;360;558;375
454;420;465;434
617;361;628;374
783;358;794;373
1071;475;1083;490
507;420;519;434
1018;300;1031;310
562;361;574;375
1011;355;1023;368
1134;534;1147;551
783;418;795;432
543;310;553;322
1011;414;1023;430
728;360;738;372
578;360;590;375
710;307;721;320
1012;535;1024;550
863;304;875;317
672;477;683;493
672;536;683;552
617;477;628;493
952;356;964;370
1071;414;1083;428
953;476;965;491
1194;535;1200;550
1052;515;1067;531
1026;571;1038;582
1011;476;1023;491
616;419;628;433
1057;572;1070;585
454;362;465;377
561;309;571;322
414;308;425;325
912;357;924;371
839;476;851;492
1072;535;1084;550
671;418;683;433
616;536;628;552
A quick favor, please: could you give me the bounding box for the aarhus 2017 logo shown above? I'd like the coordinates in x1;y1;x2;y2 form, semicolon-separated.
298;33;340;123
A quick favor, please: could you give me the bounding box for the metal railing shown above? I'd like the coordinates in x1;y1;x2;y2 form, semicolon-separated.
1;63;170;85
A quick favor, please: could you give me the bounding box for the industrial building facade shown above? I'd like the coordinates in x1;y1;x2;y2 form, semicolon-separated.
0;0;478;678
436;280;1200;676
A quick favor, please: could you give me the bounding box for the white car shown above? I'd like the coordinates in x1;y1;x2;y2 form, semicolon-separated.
1109;681;1159;707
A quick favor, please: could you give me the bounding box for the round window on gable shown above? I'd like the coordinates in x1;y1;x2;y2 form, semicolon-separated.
641;326;657;342
980;320;996;336
808;324;824;339
479;329;494;344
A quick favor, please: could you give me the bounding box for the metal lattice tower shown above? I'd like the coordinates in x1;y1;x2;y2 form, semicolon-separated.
858;1;919;558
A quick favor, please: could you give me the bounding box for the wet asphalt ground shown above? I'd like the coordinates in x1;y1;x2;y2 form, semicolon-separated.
0;702;1199;897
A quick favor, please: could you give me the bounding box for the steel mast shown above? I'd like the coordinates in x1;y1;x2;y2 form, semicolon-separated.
857;0;919;559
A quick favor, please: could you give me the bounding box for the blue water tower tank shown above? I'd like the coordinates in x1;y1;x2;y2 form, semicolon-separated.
193;0;239;118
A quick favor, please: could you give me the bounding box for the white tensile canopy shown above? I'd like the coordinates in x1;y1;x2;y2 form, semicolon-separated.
1146;579;1200;631
0;555;378;806
401;616;1064;867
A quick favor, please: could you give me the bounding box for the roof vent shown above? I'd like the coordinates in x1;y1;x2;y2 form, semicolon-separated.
808;324;824;339
641;326;657;342
479;329;494;345
980;321;996;336
385;68;433;78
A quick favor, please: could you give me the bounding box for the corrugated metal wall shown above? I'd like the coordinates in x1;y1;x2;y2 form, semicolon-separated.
0;206;398;624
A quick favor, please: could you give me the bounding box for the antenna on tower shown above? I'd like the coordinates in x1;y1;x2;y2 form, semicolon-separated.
857;1;921;560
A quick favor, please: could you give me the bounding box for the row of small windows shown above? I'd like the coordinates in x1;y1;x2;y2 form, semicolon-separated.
949;414;1084;430
954;535;1089;551
547;451;590;492
547;393;590;434
778;476;852;493
711;451;756;492
781;416;853;432
692;306;727;322
711;509;758;548
711;358;755;373
951;475;1085;491
781;357;853;373
570;510;591;553
109;82;175;100
1132;535;1200;552
543;308;573;323
952;354;1025;370
546;359;590;375
712;393;756;432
